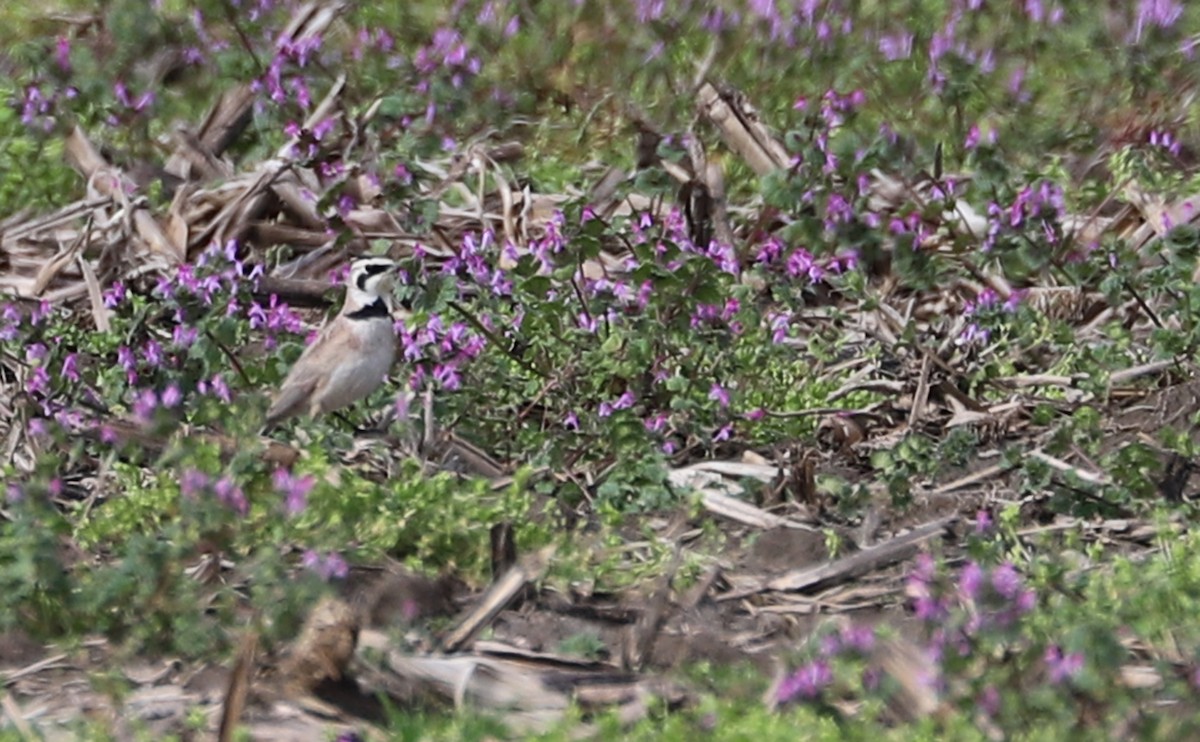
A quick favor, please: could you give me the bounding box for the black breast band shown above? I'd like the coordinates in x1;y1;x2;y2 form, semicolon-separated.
346;298;390;319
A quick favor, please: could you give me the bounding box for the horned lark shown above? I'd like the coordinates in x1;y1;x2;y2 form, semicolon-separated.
263;257;401;431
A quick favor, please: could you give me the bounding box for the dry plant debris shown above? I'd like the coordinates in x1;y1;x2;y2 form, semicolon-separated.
3;0;1200;739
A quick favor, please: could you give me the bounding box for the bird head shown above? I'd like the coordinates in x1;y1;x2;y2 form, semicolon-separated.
344;257;398;313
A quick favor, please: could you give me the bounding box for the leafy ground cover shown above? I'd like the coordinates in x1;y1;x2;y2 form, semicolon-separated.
3;0;1200;739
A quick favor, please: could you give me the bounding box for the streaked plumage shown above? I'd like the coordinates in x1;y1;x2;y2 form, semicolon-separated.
263;257;399;430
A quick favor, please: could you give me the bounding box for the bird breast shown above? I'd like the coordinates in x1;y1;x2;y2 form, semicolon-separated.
316;318;398;415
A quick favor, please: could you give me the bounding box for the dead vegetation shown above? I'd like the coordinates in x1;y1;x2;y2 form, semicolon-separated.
4;1;1200;738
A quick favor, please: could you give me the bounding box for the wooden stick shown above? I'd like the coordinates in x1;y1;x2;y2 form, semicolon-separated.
719;515;958;601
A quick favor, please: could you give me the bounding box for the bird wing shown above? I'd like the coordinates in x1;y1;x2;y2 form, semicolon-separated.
263;375;318;428
264;316;366;427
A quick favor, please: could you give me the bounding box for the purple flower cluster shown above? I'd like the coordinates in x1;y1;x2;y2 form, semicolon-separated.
776;659;833;704
878;31;914;61
399;312;487;393
273;468;315;515
754;238;858;284
777;622;881;706
744;0;854;46
477;1;521;37
1147;128;1183;158
780;554;1089;716
414;28;481;89
248;294;305;350
439;230;516;297
598;390;636;418
113;82;154;113
956;287;1023;346
15;83;76;132
259;26;324;109
690;298;743;334
981;179;1065;253
0;303;21;341
352;27;395;62
1043;644;1085;684
155;241;262;312
920;0;1059;95
302;549;349;581
179;468;248;516
1131;0;1184;44
906;555;1037;661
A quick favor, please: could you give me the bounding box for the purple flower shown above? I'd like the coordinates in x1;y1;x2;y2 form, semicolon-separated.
785;248;818;280
433;363;461;391
819;633;842;657
713;423;733;442
767;311;791;344
1015;588;1036;615
23;365;47;397
1132;0;1183;43
28;418;49;438
132;389;158;424
248;295;304;338
213;476;247;515
911;552;936;583
143;340;164;368
210;374;231;403
635;0;665;22
755;237;785;264
564;411;580;431
957;322;990;346
1044;645;1084;683
878;31;914;61
393;391;411;421
1148;128;1183;157
55;36;71;72
964;124;981;150
172;324;198;348
274;468;315;515
929;20;956;63
959;561;983;601
1008;66;1026;97
690;303;721;328
302;550;349;581
0;304;20;340
708;383;731;408
613;391;636;411
839;623;875;653
114;81;154;112
644;412;668;433
776;660;833;704
912;594;947;622
180;469;210;498
990;562;1023;599
160;384;182;408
